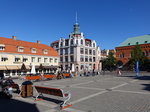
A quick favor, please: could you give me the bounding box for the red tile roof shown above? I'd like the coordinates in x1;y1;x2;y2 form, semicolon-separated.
0;37;59;57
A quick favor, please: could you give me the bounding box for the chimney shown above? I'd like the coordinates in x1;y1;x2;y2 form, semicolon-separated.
37;40;40;44
12;36;16;40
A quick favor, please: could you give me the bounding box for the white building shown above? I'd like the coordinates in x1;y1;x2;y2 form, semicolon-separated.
51;22;102;73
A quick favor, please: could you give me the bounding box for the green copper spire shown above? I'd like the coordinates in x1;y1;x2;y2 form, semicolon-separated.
73;12;80;34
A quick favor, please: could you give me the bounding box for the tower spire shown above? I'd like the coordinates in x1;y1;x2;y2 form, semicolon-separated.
76;12;78;23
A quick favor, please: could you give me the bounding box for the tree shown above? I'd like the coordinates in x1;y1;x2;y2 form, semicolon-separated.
116;60;123;67
130;45;147;70
101;52;116;71
131;45;147;64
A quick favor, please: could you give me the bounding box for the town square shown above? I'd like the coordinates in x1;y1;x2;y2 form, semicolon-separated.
0;0;150;112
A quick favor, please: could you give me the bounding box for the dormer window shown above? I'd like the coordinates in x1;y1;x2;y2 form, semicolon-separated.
31;48;36;53
0;44;5;50
145;41;148;44
43;49;48;54
18;46;24;52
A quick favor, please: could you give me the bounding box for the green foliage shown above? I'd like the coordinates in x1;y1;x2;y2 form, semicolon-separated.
116;60;123;66
130;45;147;65
102;52;116;71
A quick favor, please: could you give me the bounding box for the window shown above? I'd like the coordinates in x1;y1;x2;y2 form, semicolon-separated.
1;56;8;62
71;39;74;45
49;58;53;63
60;57;63;62
85;56;88;62
76;40;78;45
23;57;28;62
65;56;68;62
38;57;41;63
43;49;48;54
136;42;139;45
93;57;96;62
31;48;36;53
145;41;148;44
144;51;148;56
18;46;24;52
81;39;83;45
89;49;92;55
93;50;96;55
80;48;84;54
128;43;130;45
70;47;74;54
44;58;48;63
65;40;69;46
80;55;84;62
80;65;84;70
85;49;88;54
55;58;57;63
120;53;125;58
60;42;63;47
60;49;63;55
65;48;68;54
89;56;92;62
15;56;20;62
70;56;74;62
93;43;95;47
31;57;35;62
0;44;5;51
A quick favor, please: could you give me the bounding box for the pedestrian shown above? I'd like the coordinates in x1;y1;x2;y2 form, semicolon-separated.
117;68;121;76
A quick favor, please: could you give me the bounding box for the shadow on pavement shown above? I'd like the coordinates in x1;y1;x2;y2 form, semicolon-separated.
137;76;150;80
142;84;150;91
38;96;63;104
0;98;39;112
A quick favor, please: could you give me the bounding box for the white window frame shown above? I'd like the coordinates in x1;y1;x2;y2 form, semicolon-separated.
31;48;36;53
0;44;5;51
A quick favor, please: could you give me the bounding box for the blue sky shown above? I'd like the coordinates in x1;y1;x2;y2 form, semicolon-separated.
0;0;150;49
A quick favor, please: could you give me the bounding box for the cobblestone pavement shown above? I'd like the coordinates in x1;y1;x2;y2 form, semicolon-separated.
9;72;150;112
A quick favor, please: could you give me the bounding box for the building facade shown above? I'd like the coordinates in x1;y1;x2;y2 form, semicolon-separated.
0;36;59;77
51;22;101;73
116;34;150;64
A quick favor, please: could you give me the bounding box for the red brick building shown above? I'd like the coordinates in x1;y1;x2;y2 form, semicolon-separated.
116;35;150;64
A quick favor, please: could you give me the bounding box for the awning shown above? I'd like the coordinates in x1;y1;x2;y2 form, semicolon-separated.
18;65;30;70
15;56;21;59
22;56;28;59
0;66;7;70
6;66;19;70
1;55;8;58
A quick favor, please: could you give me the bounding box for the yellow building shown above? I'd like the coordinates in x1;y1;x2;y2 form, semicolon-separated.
0;36;59;78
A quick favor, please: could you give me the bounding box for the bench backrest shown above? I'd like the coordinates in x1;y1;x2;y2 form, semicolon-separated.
26;76;42;80
64;73;70;77
43;74;55;79
35;86;63;97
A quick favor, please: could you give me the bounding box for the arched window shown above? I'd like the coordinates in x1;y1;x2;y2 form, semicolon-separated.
93;43;95;47
71;39;74;45
81;39;83;45
76;40;78;45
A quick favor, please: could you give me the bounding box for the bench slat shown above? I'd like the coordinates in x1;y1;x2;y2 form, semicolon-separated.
35;86;63;97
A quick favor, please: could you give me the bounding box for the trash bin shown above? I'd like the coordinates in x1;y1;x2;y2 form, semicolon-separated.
21;81;33;97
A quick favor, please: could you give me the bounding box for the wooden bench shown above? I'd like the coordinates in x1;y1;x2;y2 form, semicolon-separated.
34;86;72;109
26;75;42;81
43;74;56;80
